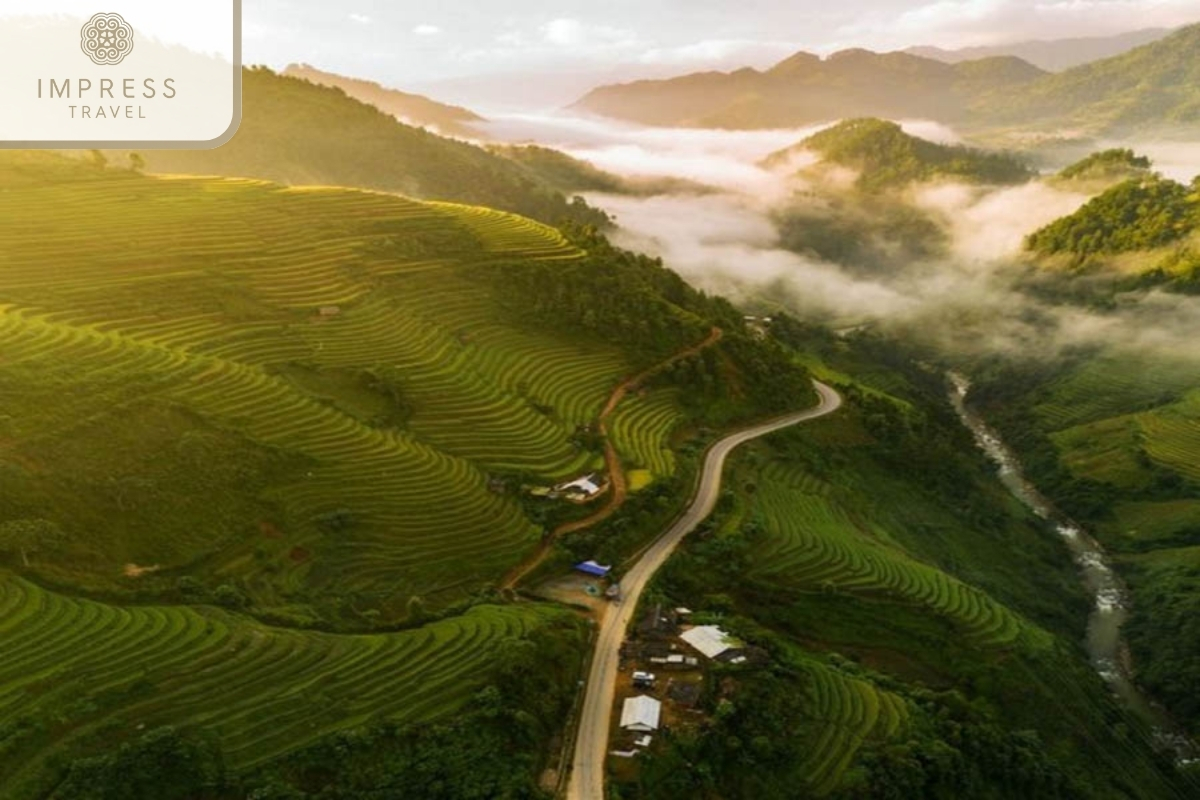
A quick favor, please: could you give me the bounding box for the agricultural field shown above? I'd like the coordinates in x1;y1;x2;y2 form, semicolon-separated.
747;460;1032;648
795;659;910;795
607;388;683;484
0;571;583;798
0;151;637;623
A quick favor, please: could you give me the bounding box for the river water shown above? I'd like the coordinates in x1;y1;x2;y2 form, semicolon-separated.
948;373;1195;761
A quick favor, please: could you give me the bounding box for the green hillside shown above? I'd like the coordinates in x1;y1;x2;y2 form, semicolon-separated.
974;24;1200;136
117;67;607;228
487;143;628;194
0;151;807;632
0;572;582;799
0;150;818;796
1056;148;1152;183
973;352;1200;738
282;63;488;139
626;332;1190;799
775;118;1032;192
1026;175;1200;259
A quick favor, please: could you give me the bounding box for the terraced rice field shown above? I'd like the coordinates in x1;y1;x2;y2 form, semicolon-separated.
0;154;632;614
746;462;1031;647
798;660;909;795
1050;388;1200;488
0;572;577;794
607;388;683;481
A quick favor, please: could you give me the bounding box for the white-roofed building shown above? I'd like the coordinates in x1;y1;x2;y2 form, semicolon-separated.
555;473;602;497
679;625;741;660
619;695;662;732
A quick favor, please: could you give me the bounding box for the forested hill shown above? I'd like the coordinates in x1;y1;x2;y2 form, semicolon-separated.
1026;175;1200;259
770;118;1033;192
122;68;608;228
1055;148;1153;184
972;23;1200;136
282;63;488;139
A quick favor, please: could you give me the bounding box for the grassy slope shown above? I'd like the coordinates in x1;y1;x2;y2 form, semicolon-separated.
115;68;607;228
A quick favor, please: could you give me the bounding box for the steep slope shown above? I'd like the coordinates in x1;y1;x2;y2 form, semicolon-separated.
572;50;1045;129
0;150;816;798
121;67;607;228
630;330;1193;799
282;63;488;139
906;28;1172;71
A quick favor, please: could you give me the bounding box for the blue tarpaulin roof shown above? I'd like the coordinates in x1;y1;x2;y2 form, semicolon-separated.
575;560;612;577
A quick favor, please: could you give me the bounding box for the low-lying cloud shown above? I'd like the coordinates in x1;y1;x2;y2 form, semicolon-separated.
497;113;1200;364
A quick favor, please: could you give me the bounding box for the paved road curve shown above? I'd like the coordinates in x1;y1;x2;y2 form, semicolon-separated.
566;381;843;800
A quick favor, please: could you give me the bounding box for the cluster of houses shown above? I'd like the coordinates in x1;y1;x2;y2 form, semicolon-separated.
611;605;759;758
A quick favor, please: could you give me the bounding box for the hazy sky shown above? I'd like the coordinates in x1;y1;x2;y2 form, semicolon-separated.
244;0;1200;89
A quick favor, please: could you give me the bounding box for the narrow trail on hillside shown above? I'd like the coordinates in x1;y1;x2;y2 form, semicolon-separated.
566;381;843;800
500;327;723;590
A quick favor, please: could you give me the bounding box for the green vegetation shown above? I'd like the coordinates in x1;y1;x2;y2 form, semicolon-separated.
973;24;1200;136
786;118;1033;192
487;144;627;194
281;63;488;139
619;332;1191;798
121;67;608;228
1026;176;1200;258
0;572;584;799
1057;148;1152;183
972;351;1200;739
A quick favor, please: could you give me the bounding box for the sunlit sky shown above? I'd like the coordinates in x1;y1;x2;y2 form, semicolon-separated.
241;0;1200;107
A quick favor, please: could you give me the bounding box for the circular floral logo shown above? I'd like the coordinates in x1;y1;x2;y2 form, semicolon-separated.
80;12;134;66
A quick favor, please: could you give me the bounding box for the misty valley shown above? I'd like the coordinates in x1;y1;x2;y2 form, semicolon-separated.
2;7;1200;800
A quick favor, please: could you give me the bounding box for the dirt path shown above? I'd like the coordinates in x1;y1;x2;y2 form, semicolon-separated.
500;327;723;590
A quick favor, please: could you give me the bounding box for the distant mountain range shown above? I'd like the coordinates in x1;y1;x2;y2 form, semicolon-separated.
282;63;488;139
574;50;1043;129
573;24;1200;138
906;28;1171;72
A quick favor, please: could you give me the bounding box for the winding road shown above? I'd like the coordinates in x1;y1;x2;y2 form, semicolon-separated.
565;380;843;800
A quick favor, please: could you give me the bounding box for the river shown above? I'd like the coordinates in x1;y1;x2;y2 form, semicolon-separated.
948;373;1195;762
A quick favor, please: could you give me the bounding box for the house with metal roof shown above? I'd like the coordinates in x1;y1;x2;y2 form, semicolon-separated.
619;695;662;733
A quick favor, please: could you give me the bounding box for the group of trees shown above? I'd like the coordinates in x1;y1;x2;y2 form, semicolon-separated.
1056;148;1152;182
1027;176;1199;258
488;224;813;422
796;118;1033;193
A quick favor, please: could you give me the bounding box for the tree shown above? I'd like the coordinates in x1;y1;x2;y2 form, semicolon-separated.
128;152;145;172
0;519;67;566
